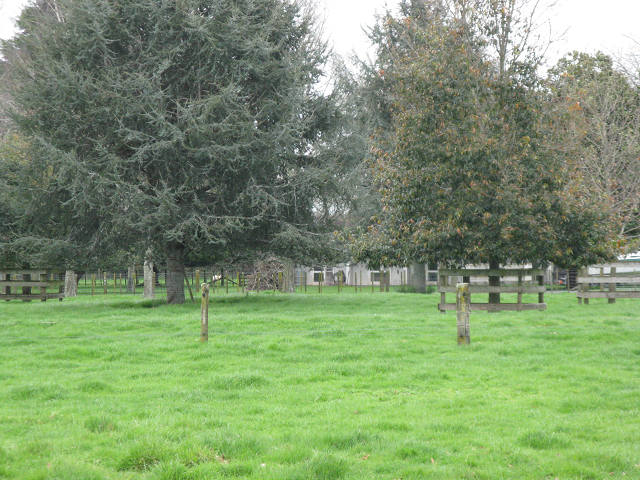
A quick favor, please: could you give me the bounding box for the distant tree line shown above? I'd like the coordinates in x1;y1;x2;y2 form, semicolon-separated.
1;0;639;303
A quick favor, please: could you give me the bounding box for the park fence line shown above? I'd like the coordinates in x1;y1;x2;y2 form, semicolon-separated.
70;268;399;296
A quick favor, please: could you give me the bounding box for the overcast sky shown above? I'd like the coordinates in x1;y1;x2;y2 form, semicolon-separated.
2;0;639;66
319;0;640;64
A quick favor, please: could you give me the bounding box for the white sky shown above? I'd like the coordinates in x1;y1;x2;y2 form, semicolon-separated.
319;0;640;65
2;0;639;66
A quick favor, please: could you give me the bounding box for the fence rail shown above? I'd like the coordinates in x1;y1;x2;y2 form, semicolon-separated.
577;262;640;304
0;269;65;301
438;267;546;312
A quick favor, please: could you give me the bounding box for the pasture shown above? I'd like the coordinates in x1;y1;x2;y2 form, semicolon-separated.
1;290;639;479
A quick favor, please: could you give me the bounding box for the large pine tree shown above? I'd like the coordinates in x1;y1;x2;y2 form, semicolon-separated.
3;0;337;302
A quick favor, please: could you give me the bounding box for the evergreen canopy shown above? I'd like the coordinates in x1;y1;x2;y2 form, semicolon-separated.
350;1;615;270
2;0;338;302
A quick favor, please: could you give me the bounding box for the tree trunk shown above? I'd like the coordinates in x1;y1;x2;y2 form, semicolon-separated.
488;258;501;305
64;270;77;297
165;243;185;304
282;259;296;293
409;263;426;293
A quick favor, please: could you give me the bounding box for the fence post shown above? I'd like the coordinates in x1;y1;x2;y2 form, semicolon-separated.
609;267;617;304
538;272;545;305
456;283;470;345
200;283;209;343
103;272;108;294
143;262;155;299
195;270;200;293
438;266;446;314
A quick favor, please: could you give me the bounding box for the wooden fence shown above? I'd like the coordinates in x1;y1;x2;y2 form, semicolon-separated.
0;269;65;301
438;267;547;312
577;262;640;304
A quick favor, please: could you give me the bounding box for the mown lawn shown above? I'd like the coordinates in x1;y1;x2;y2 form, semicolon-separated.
1;289;639;479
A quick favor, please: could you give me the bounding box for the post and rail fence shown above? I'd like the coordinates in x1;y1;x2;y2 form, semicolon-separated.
0;270;65;301
577;261;640;304
438;267;547;312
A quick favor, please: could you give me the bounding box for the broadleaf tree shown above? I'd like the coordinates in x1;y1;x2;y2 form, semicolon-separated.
350;0;616;302
548;52;640;242
2;0;341;302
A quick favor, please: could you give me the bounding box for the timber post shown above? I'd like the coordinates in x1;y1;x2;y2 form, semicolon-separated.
609;267;617;304
200;283;209;343
456;283;470;345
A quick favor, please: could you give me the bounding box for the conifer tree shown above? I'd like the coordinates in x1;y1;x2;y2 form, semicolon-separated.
3;0;338;302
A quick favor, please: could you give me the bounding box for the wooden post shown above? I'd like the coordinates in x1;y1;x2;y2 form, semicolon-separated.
132;271;137;295
143;262;155;299
195;270;200;293
3;272;9;300
488;259;500;305
583;267;589;304
609;267;617;304
600;267;605;294
456;283;470;345
91;274;96;296
103;272;107;294
22;273;32;302
184;270;194;303
517;274;523;306
200;283;209;343
439;267;447;314
538;273;545;305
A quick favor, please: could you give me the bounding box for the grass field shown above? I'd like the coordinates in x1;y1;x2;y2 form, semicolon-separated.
1;289;640;479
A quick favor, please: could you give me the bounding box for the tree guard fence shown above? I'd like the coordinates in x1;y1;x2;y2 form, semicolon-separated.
0;269;65;301
577;262;640;304
438;267;546;312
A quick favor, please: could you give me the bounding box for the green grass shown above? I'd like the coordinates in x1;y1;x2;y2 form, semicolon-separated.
1;289;640;479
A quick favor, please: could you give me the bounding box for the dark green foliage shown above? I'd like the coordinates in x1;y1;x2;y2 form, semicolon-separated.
1;0;341;296
350;1;615;270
